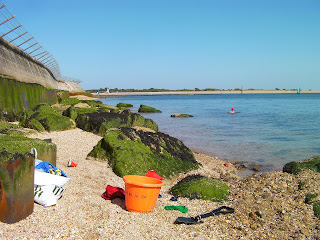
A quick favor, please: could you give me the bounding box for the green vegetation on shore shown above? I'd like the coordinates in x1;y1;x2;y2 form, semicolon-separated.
86;87;301;93
0;121;56;164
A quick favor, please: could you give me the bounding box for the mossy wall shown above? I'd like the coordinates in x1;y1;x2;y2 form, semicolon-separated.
0;75;68;114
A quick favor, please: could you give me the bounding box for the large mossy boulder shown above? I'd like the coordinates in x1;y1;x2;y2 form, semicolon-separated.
0;134;57;165
138;104;162;113
23;104;74;132
170;174;230;202
283;156;320;174
76;110;158;135
87;128;200;178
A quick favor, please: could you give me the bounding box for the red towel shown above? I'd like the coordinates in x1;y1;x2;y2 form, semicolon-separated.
145;170;163;180
102;185;125;200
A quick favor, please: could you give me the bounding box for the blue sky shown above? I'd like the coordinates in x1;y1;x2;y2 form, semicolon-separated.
3;0;320;90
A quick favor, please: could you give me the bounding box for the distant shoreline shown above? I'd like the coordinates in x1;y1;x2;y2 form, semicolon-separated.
92;89;320;97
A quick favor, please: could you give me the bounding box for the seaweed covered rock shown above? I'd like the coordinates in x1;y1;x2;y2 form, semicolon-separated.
23;104;74;132
0;134;57;165
116;102;133;108
87;128;199;178
0;121;29;137
76;110;158;135
171;114;194;118
25;118;45;132
169;174;230;202
82;99;117;112
63;105;100;121
58;97;81;106
314;202;320;219
0;110;17;122
138;104;162;113
305;193;319;204
283;156;320;174
61;99;116;120
304;193;320;219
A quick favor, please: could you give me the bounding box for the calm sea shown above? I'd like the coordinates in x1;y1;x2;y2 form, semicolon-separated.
100;93;320;172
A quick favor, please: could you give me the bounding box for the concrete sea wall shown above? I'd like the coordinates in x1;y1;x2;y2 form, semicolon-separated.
0;37;83;93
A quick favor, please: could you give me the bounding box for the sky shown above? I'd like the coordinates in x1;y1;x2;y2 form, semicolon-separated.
2;0;320;90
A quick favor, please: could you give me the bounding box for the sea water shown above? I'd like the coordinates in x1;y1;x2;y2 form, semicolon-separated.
101;93;320;171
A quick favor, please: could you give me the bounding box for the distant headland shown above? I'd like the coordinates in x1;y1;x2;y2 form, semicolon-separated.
89;88;320;97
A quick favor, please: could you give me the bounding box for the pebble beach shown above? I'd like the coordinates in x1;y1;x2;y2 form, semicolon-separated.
0;126;319;239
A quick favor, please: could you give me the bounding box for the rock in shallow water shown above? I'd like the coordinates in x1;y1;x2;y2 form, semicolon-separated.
170;114;193;118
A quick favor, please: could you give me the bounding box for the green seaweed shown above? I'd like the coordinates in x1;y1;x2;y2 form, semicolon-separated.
26;104;74;131
313;202;320;219
0;134;56;164
305;193;319;204
138;104;162;113
76;111;158;135
0;121;19;132
283;156;320;174
0;75;60;118
63;106;100;121
116;102;133;108
170;175;230;202
88;128;199;178
0;121;29;137
59;98;81;106
25;118;45;132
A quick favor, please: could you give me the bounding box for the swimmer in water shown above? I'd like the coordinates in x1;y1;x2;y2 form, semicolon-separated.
229;107;235;114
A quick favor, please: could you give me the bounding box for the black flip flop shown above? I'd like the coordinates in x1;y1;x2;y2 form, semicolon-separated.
174;206;234;225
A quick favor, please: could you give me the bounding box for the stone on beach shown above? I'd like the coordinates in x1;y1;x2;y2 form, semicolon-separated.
283;156;320;174
87;127;200;178
170;174;230;202
22;104;74;132
75;110;159;135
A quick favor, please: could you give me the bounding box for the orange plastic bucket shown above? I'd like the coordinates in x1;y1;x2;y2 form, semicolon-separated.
123;175;164;212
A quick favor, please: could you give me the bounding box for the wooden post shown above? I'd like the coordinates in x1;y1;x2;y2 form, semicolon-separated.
0;152;34;224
